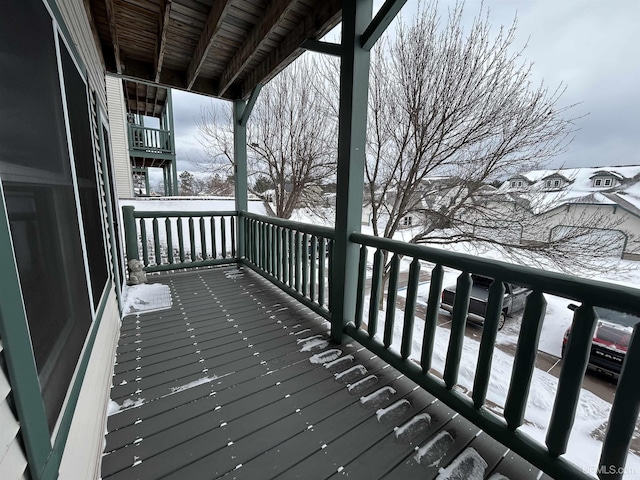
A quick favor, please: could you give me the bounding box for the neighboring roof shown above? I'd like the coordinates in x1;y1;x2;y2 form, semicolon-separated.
589;170;625;180
89;0;341;106
495;165;640;216
541;172;573;183
507;174;534;184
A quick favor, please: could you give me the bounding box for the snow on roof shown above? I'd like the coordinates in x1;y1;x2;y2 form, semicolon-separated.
496;165;640;214
589;170;625;180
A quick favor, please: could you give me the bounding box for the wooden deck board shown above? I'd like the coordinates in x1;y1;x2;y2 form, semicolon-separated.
103;266;542;479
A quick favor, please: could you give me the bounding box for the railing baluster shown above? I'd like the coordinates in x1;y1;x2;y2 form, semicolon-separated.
401;258;420;360
354;244;367;328
368;249;384;338
318;237;326;308
310;236;317;302
282;227;289;285
503;290;546;424
140;219;149;266
165;217;174;264
472;279;507;409
152;218;161;265
211;216;217;259
421;264;443;372
221;216;227;259
231;216;236;258
599;324;640;479
189;217;196;261
383;254;400;348
288;229;294;287
275;226;282;281
546;304;598;456
302;233;308;297
294;231;301;292
266;224;272;274
177;216;185;262
328;240;333;311
200;217;207;259
444;272;472;389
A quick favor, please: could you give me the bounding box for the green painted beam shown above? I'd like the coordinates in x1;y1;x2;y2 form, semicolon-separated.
0;181;51;480
301;39;342;57
330;0;373;343
361;0;408;50
234;99;248;258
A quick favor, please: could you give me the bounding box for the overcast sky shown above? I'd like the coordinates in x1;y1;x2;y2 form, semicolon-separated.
169;0;640;175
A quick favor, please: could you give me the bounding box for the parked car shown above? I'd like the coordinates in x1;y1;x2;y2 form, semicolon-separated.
562;304;638;379
441;274;531;330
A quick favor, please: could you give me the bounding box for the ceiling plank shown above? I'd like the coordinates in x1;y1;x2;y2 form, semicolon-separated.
240;0;341;99
218;0;296;97
155;0;173;83
186;1;232;90
104;0;123;74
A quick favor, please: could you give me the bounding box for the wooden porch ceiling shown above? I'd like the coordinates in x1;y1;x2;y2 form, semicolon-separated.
123;80;168;118
89;0;342;109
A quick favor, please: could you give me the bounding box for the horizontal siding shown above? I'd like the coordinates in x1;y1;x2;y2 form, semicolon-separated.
58;291;121;480
0;341;28;480
106;76;134;198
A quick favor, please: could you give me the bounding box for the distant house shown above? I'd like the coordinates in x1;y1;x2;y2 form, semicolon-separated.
494;166;640;260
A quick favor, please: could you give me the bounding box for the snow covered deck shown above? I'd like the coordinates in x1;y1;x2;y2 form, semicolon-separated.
102;266;541;479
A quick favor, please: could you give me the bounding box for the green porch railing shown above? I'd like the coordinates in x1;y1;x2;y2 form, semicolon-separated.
122;206;237;272
128;124;172;154
121;208;640;479
240;212;334;321
348;232;640;480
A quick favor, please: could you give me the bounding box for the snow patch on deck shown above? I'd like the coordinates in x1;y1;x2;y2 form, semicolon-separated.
309;349;342;364
347;375;379;394
415;431;455;467
108;397;146;416
360;386;396;408
435;447;487;479
122;283;172;315
334;365;367;382
395;413;432;441
376;399;411;422
299;338;330;352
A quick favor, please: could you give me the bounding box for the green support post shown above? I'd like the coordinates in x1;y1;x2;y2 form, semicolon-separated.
167;90;179;196
330;0;373;343
122;206;139;266
0;181;52;479
144;168;150;195
234;99;248;259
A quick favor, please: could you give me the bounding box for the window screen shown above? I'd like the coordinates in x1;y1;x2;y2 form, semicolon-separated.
60;39;109;307
0;0;92;432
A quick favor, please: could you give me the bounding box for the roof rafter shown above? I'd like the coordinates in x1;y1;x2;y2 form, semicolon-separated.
240;0;341;99
186;1;232;90
155;0;172;83
218;0;296;98
104;0;123;73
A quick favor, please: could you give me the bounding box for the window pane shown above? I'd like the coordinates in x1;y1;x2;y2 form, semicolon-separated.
60;39;108;307
0;0;92;432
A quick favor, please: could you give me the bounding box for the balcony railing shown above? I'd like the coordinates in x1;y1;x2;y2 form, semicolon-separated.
122;207;640;480
128;124;173;154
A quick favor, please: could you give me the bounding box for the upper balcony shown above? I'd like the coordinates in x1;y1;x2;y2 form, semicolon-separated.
128;124;173;159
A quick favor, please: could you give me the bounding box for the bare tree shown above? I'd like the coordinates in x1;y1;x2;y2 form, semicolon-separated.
196;56;337;219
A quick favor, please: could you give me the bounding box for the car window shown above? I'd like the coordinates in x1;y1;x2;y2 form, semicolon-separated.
596;323;631;348
595;307;640;328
